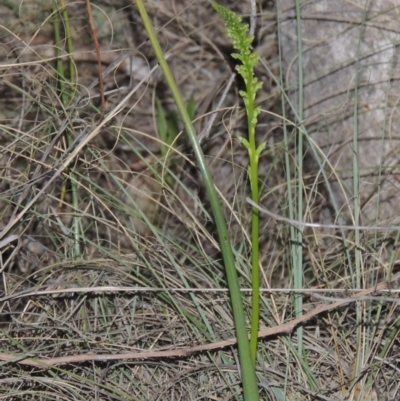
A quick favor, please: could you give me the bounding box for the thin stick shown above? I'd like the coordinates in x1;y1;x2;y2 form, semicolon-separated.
249;0;256;37
247;198;400;232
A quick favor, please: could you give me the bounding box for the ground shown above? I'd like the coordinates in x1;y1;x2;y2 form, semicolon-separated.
0;1;399;401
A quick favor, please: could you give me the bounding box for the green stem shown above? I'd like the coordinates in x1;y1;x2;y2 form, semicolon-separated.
247;84;260;363
133;1;259;400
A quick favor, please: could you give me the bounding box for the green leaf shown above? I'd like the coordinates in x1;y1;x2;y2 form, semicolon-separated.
156;96;168;145
255;143;266;162
238;136;250;149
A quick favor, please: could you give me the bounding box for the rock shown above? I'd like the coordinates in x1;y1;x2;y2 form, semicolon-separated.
279;0;400;224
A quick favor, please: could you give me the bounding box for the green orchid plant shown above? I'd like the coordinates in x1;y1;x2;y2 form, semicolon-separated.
212;2;265;363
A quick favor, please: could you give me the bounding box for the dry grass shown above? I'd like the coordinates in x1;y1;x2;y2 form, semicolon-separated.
0;1;399;400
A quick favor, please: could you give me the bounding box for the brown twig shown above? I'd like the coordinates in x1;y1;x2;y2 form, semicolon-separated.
85;0;105;120
0;273;397;369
